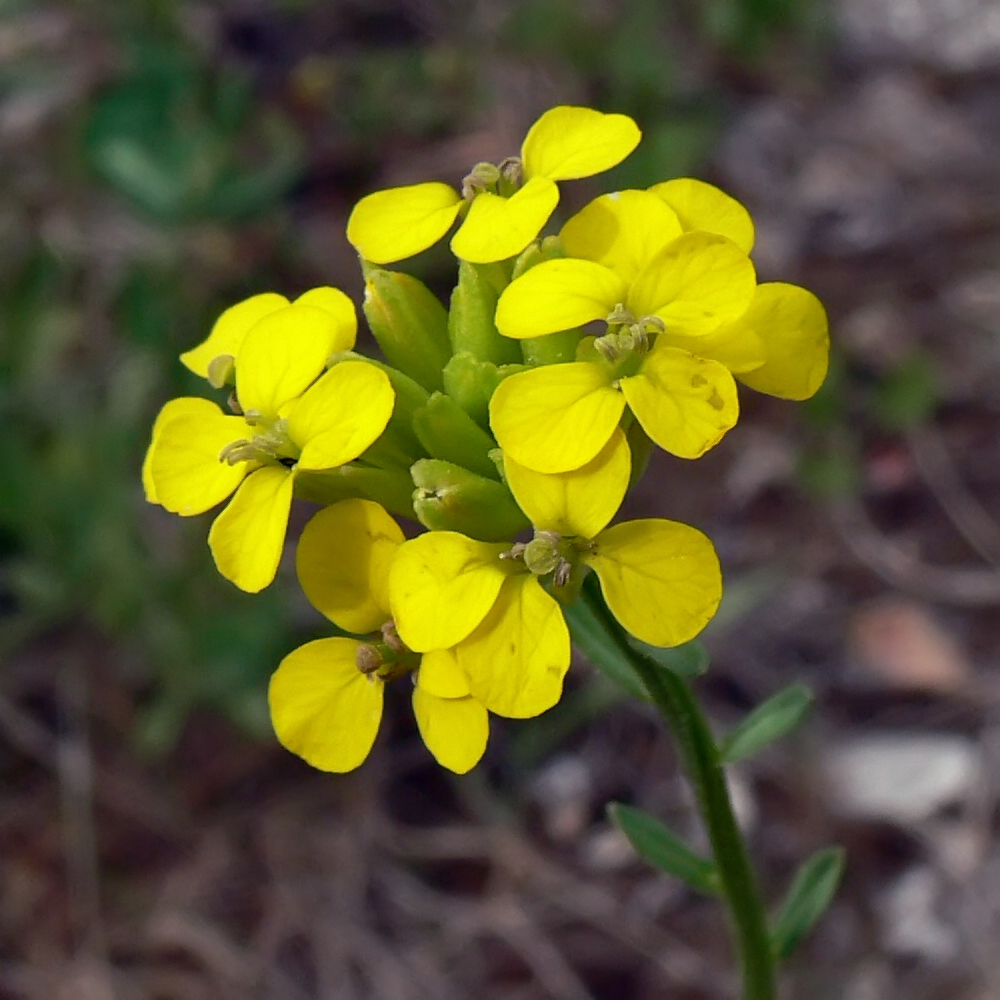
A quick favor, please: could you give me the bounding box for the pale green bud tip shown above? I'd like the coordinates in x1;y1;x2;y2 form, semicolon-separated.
206;354;235;389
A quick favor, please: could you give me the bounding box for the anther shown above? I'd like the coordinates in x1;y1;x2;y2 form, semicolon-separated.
381;620;406;654
356;644;382;676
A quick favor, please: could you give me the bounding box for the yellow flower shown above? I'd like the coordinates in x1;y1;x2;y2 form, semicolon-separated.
490;185;828;472
179;286;357;384
389;532;571;720
145;301;394;593
490;189;756;473
346;106;641;265
502;429;723;647
269;500;488;773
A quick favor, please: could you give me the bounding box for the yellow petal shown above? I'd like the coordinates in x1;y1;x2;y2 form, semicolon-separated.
149;400;250;515
296;499;403;633
293;286;358;353
495;258;627;339
648;178;755;254
288;361;395;471
620;346;738;460
208;465;294;592
269;637;383;772
521;106;641;181
489;362;625;474
450;177;559;264
660;321;767;374
627;232;756;336
586;519;722;647
412;686;488;774
503;427;630;539
389;532;510;652
560;190;683;283
235;304;340;417
143;396;222;504
180;293;289;378
417;647;471;698
456;575;570;718
347;182;463;264
735;283;830;400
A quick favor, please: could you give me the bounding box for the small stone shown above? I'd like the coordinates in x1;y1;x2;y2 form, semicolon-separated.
530;754;592;843
826;733;981;824
877;866;959;961
848;598;971;692
579;824;636;872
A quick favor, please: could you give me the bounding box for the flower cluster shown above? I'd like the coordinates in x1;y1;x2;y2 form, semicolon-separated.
144;105;829;774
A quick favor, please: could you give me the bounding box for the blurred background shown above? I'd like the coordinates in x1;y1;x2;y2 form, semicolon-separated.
3;0;1000;997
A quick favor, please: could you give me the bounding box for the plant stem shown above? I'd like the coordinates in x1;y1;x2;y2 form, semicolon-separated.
582;586;777;1000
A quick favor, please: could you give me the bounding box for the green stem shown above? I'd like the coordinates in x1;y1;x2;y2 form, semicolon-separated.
582;586;776;1000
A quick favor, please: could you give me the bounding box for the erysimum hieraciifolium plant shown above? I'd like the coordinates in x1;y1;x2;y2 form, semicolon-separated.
143;105;839;1000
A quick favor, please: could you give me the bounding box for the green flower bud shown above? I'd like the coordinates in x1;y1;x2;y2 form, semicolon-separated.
520;328;582;366
338;353;429;464
413;391;501;480
448;261;521;366
442;352;527;429
362;267;451;392
411;459;529;542
294;463;416;519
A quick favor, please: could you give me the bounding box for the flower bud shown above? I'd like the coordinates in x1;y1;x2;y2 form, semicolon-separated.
411;459;529;542
448;261;522;366
413;391;501;480
362;267;451;392
442;352;526;429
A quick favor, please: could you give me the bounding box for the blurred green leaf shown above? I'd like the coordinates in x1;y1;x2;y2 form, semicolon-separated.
609;803;720;894
718;683;814;764
565;581;710;701
770;847;845;959
84;44;303;222
871;354;939;431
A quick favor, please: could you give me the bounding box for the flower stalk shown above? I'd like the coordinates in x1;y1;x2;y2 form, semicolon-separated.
579;579;776;1000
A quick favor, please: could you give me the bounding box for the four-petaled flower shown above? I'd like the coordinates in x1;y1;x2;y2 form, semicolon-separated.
145;290;395;592
489;184;827;473
346;106;641;265
269;500;488;773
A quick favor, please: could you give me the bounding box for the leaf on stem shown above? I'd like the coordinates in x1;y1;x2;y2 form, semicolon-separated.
608;803;719;895
770;847;845;960
718;682;814;764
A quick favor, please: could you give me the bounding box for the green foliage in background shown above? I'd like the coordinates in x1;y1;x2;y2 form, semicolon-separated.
0;0;828;754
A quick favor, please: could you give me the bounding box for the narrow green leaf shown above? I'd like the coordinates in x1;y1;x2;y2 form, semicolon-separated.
563;592;650;701
609;803;719;895
770;847;845;959
718;683;814;764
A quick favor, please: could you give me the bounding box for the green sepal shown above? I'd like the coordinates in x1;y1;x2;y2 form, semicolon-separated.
442;352;527;428
362;267;451;392
626;420;655;490
448;261;522;365
718;683;814;765
411;459;529;542
608;803;720;895
521;328;583;366
511;235;565;280
412;392;500;480
770;847;845;960
339;352;429;463
293;464;416;519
